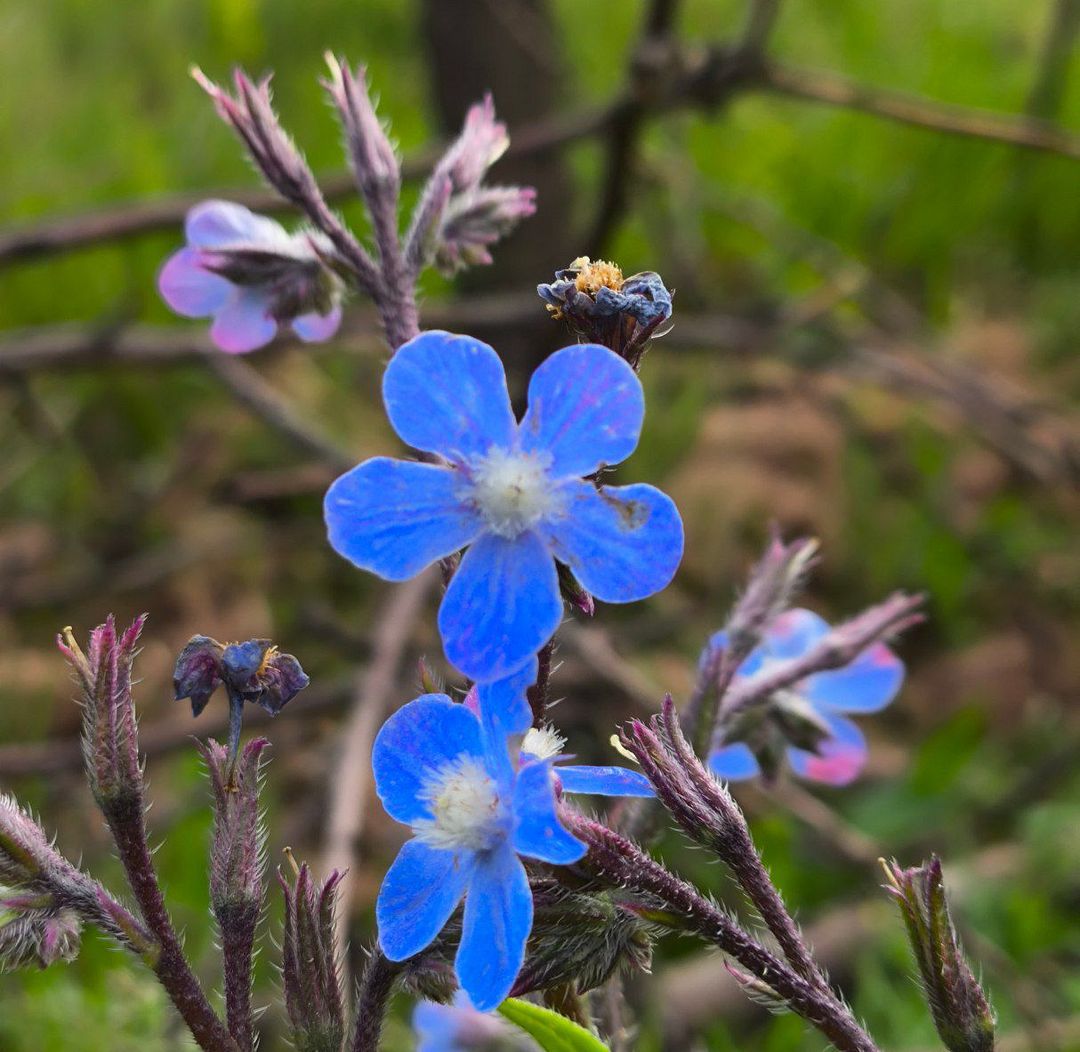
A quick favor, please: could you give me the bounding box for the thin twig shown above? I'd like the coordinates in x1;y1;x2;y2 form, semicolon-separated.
207;354;356;472
319;571;436;978
762;60;1080;158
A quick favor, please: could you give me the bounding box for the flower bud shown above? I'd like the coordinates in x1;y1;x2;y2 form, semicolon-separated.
538;258;673;368
0;906;82;971
57;615;146;807
883;857;995;1052
0;795;58;886
433;186;537;276
279;860;346;1052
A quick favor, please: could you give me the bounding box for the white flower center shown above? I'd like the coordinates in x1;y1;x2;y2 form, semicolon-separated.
521;725;566;761
413;758;503;853
468;449;557;538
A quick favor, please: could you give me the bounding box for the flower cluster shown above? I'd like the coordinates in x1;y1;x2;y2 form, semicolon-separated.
325;330;684;682
707;608;904;785
372;665;650;1010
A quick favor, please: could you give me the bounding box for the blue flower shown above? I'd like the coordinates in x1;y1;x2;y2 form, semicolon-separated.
159;200;343;353
324;331;684;682
708;608;904;786
372;692;587;1010
413;992;523;1051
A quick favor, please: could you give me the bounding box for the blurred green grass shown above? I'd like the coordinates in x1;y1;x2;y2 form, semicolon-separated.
1;1;1079;1049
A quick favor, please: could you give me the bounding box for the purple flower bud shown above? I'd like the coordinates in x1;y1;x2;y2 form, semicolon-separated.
0;907;82;971
441;95;510;195
433;186;537;276
538;258;673;368
0;795;61;885
883;857;995;1052
278;860;346;1052
322;54;399;197
57;615;146;806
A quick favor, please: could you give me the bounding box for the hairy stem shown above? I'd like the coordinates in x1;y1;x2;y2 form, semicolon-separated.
350;948;402;1052
105;793;238;1052
564;811;879;1052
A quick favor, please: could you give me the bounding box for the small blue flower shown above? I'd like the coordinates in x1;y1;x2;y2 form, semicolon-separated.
324;331;684;682
159;200;343;353
373;693;587;1010
413;992;525;1052
708;608;904;786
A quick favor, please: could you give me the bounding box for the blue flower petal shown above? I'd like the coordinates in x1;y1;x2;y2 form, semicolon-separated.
455;845;533;1011
291;304;343;343
787;713;868;786
512;761;586;864
700;630;767;680
412;1001;458;1052
762;608;830;661
383;332;516;463
377;839;475;961
556;764;655;798
325;458;484;582
186;200;284;248
373;695;485;825
158;248;232;318
708;742;761;781
210;289;278;353
544;481;683;603
440;531;562;682
519;344;644;478
476;658;539;785
804;643;904;714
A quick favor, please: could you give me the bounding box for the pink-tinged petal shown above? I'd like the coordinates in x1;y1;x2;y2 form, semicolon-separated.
708;742;761;781
291;304;343;343
787;714;868;786
186;199;285;248
210;289;279;353
519;343;644;478
804;643;904;714
762;608;830;661
158;248;232;318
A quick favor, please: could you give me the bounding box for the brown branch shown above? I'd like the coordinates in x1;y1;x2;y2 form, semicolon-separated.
0;105;613;268
206;354;356;472
318;571;436;974
761;59;1080;158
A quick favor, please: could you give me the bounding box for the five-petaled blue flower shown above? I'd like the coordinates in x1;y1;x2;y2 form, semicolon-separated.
372;668;652;1011
708;608;904;786
324;331;684;682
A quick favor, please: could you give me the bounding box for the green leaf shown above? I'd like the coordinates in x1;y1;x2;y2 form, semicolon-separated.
497;999;611;1052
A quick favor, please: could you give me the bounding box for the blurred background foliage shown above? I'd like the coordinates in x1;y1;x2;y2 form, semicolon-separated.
1;0;1079;1049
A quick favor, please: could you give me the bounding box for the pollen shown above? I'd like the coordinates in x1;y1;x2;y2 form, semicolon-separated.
467;448;558;538
571;256;624;296
414;758;504;853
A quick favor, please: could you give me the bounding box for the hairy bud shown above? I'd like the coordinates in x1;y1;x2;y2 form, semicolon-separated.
57;615;146;807
279;861;346;1052
0;905;82;971
884;857;995;1052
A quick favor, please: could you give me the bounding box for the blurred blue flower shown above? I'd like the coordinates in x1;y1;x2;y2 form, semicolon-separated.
324;331;684;682
708;608;904;786
413;991;526;1051
373;693;586;1010
158;200;343;353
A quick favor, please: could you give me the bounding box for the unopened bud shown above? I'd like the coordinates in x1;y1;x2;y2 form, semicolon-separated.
433;186;537;276
279;860;346;1052
57;615;147;806
0;907;82;971
883;856;995;1052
